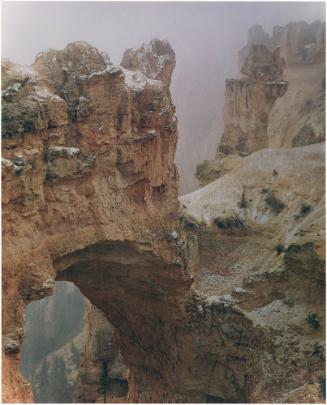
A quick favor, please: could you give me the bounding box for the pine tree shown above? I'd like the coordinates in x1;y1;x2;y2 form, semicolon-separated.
98;359;110;403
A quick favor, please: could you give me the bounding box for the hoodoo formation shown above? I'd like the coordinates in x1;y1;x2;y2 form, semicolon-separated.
2;21;326;405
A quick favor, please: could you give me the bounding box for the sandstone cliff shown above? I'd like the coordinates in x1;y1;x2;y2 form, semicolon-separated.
2;34;325;404
2;39;193;402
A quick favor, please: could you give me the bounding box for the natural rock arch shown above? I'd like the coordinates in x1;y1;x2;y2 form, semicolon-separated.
54;240;192;402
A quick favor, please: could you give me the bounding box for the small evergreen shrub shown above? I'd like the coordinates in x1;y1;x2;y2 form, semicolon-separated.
238;190;247;209
306;312;320;329
265;190;285;214
215;216;246;229
276;244;285;255
300;203;311;216
320;378;326;400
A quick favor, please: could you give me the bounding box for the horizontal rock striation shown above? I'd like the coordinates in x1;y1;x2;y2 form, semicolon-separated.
2;39;193;403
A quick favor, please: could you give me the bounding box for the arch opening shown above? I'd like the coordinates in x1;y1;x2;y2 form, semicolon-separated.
19;279;130;403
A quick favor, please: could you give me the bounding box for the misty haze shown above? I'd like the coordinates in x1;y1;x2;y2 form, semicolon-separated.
2;1;326;404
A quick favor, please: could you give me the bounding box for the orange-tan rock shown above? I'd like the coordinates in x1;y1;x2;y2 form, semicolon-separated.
2;39;192;403
2;34;325;404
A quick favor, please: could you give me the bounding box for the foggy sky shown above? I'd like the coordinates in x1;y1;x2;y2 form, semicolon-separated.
2;1;325;193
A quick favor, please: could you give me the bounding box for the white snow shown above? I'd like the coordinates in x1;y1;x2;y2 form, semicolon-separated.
34;87;52;99
13;64;38;79
49;146;80;156
121;67;163;92
81;64;122;80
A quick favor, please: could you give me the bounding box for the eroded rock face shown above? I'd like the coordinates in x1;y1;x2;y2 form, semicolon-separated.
75;303;128;403
219;42;287;156
200;20;325;185
2;35;325;404
218;77;287;155
182;143;325;403
2;39;194;403
121;38;176;86
239;20;325;68
241;45;285;81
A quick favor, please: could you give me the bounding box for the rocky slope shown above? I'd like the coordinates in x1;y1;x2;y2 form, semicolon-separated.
181;143;325;403
189;20;325;403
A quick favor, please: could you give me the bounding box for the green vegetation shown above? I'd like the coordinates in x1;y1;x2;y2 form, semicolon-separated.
306;312;320;329
265;190;285;214
179;213;199;230
215;216;246;229
98;359;110;403
238;190;247;209
276;244;285;255
294;203;312;220
300;203;311;216
320;378;326;400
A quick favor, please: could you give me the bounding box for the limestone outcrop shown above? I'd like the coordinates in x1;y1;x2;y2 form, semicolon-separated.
190;21;325;402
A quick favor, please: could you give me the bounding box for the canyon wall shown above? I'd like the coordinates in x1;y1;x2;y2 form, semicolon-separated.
182;142;325;403
74;302;128;403
197;20;325;187
239;20;325;68
2;31;325;404
218;45;287;156
20;282;85;402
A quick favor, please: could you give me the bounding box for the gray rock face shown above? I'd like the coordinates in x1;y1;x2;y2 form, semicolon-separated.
239;20;325;68
241;45;285;80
